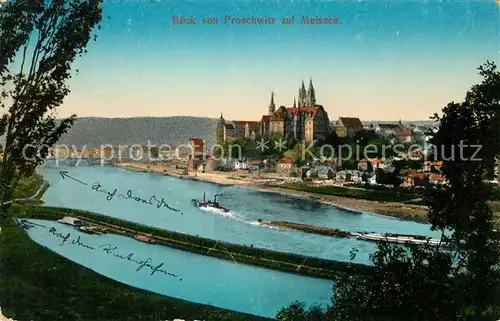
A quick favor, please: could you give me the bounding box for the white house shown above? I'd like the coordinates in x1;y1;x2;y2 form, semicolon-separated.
376;123;401;137
369;173;377;185
233;160;248;170
348;170;362;183
316;166;335;180
396;129;413;144
336;170;350;181
277;157;295;169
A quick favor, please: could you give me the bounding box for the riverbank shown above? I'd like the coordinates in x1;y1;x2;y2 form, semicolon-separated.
113;162;430;223
114;162;257;186
261;221;443;246
13;204;374;280
0;214;270;321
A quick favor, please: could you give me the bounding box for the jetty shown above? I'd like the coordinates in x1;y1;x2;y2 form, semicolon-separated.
260;220;445;246
259;221;351;237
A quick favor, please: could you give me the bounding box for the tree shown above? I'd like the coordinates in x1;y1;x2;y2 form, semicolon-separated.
226;137;253;159
375;168;402;187
276;302;329;321
424;61;500;319
323;130;342;147
365;137;393;159
276;302;307;321
278;61;500;321
331;61;500;320
354;129;379;145
289;141;317;167
0;0;103;221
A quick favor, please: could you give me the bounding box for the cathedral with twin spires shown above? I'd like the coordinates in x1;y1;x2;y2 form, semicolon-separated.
216;79;330;145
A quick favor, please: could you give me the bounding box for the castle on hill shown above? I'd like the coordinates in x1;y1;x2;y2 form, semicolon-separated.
216;79;330;145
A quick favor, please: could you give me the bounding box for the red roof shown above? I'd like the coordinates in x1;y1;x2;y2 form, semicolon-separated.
286;106;319;116
429;174;445;181
250;160;262;165
338;117;363;127
261;115;270;122
400;169;418;175
278;157;295;164
408;150;424;157
267;106;321;121
408;172;428;179
359;158;381;164
396;130;412;136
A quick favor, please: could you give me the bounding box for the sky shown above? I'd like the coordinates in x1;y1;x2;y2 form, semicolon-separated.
46;0;500;121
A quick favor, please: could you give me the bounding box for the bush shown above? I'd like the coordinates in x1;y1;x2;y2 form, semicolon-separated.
280;183;417;203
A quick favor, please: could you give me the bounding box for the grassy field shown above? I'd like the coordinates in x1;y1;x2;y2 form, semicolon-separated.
11;172;46;199
0;204;371;320
274;183;419;203
0;220;271;321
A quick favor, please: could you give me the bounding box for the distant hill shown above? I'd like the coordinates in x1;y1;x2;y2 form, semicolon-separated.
0;117;438;150
56;116;217;148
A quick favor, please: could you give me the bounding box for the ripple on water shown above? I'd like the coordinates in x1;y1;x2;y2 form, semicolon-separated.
40;165;439;264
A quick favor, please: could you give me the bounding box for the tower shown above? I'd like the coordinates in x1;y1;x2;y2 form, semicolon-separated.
298;81;307;107
269;92;276;115
307;78;316;106
216;113;226;145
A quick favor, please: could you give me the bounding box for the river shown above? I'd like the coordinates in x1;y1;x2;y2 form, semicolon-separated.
40;164;440;264
21;218;333;318
28;163;440;317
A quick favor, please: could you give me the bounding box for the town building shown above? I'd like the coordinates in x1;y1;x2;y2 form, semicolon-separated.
316;166;335;180
216;79;330;144
189;138;206;160
358;158;381;171
372;123;402;136
335;117;363;137
395;129;413;144
216;116;260;145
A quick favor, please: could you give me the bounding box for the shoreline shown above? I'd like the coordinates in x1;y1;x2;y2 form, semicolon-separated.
112;162;430;224
18;205;374;280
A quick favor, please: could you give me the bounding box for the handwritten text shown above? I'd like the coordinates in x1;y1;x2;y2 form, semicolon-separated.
91;182;181;212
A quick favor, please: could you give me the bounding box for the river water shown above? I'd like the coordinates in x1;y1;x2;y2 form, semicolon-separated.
27;163;440;317
40;164;439;264
21;218;333;318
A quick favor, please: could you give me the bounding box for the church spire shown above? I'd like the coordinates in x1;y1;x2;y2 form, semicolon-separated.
293;97;296;108
268;91;276;115
217;112;225;124
298;80;307;107
307;77;316;106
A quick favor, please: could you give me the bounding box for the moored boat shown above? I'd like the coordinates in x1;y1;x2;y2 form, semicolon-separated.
57;216;84;227
356;233;444;246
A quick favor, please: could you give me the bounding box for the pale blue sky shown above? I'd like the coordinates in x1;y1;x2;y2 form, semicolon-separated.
56;0;499;120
